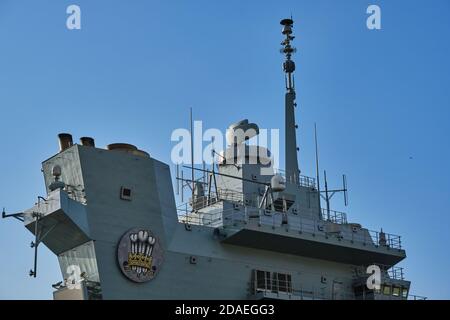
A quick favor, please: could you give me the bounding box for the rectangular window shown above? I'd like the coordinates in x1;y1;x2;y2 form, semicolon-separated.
402;288;409;298
255;270;271;291
271;272;278;292
277;273;287;292
392;286;400;297
382;285;392;295
254;270;292;293
287;274;292;292
256;270;266;290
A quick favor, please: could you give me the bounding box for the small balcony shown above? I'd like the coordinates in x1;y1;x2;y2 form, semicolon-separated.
218;206;405;266
352;264;411;300
23;189;90;255
178;187;405;266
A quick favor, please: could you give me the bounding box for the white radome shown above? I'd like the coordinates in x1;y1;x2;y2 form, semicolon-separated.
52;165;62;178
271;174;286;192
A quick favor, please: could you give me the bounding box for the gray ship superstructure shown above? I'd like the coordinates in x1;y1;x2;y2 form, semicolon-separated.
3;19;416;300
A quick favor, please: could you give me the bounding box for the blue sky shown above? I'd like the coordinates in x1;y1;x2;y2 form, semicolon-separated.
0;0;449;299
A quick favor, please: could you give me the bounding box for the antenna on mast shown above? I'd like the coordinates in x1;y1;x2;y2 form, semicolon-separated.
324;170;331;220
311;124;349;220
190;107;195;212
175;110;217;213
280;17;300;182
343;174;348;206
314;123;321;210
320;171;349;221
280;18;297;92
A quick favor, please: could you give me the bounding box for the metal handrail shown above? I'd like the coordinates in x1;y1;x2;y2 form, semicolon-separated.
186;188;260;212
178;212;225;226
274;169;316;188
178;201;403;249
321;208;348;224
222;208;403;249
387;266;405;280
354;264;405;280
409;294;427;300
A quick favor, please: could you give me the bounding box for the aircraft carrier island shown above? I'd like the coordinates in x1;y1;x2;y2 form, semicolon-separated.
2;18;416;300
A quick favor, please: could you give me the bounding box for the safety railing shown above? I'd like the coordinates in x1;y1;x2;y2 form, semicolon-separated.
222;209;403;249
178;201;402;249
291;289;324;300
387;266;405;280
187;188;260;212
367;230;402;249
409;295;427;300
178;212;224;227
321;208;348;224
354;264;405;280
274;169;316;188
347;229;402;249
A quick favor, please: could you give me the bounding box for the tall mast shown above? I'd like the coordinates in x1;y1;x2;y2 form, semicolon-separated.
280;18;300;183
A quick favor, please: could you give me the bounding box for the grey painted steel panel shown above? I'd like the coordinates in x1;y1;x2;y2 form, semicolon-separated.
221;227;405;266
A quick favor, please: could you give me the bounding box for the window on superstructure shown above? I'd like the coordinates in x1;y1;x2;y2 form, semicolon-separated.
120;187;132;200
272;272;292;292
256;270;271;291
254;270;292;293
382;285;392;295
402;288;409;298
392;286;401;297
273;272;292;293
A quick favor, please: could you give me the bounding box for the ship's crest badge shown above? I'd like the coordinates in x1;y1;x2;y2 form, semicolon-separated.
117;228;164;283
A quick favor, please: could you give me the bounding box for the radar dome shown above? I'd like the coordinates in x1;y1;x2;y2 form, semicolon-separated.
52;165;62;178
271;174;286;192
226;119;259;145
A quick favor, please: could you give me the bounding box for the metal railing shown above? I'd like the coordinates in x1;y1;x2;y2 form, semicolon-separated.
409;295;427;300
221;208;403;249
178;213;223;226
177;207;225;226
187;188;259;212
354;264;405;280
291;289;325;300
347;229;402;249
321;208;348;224
367;230;402;249
178;200;402;249
274;169;316;188
387;266;405;280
